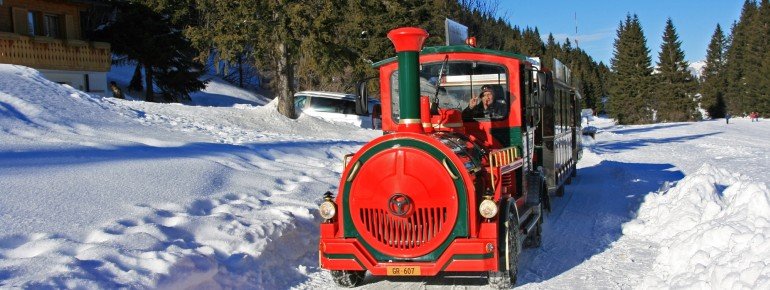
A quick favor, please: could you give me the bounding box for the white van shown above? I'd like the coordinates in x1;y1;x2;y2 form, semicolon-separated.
294;91;381;129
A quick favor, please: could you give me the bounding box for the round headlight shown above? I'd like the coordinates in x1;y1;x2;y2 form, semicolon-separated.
479;199;498;219
319;200;337;220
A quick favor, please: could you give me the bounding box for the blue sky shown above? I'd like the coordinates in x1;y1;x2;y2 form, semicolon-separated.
496;0;744;65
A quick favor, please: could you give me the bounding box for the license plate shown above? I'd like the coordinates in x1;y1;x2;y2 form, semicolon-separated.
386;266;421;276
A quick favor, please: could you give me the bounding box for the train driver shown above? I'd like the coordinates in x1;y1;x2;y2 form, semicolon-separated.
463;84;504;119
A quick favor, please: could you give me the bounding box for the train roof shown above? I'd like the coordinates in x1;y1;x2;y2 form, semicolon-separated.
372;45;529;68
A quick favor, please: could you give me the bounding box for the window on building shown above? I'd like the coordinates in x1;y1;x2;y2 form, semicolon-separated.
43;14;60;38
27;11;37;35
80;11;89;39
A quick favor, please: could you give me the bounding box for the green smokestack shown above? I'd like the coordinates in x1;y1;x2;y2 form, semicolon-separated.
387;27;429;132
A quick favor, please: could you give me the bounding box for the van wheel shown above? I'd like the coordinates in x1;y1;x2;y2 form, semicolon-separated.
488;216;520;288
331;270;365;288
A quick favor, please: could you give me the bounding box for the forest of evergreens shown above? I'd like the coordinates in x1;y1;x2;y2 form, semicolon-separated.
95;0;605;118
96;0;766;123
609;0;770;124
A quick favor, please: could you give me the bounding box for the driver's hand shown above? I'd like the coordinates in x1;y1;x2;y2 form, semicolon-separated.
469;96;479;108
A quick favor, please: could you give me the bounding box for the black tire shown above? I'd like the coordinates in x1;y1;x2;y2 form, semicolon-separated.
488;216;520;288
331;270;366;288
524;205;543;248
541;183;551;213
556;185;565;197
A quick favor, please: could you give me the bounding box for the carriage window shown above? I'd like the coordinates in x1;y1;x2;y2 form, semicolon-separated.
559;92;563;132
391;61;509;122
555;91;560;133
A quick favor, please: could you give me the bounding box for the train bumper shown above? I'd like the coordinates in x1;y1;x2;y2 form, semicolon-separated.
319;223;499;276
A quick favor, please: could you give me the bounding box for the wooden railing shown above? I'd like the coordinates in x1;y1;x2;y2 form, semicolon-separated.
0;32;110;72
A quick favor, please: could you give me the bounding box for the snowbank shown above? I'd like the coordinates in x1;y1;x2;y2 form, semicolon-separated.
0;64;377;289
623;164;770;289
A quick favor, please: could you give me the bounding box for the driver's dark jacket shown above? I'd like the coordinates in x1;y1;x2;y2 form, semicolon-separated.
462;102;504;119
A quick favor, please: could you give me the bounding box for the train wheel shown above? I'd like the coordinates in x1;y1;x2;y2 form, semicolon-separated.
331;270;366;288
524;205;543;248
488;216;520;288
556;185;565;197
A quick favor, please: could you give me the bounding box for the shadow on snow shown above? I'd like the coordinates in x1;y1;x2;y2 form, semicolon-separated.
189;92;267;107
608;123;691;135
0;140;366;169
516;160;684;285
0;139;361;289
592;132;719;154
356;160;685;288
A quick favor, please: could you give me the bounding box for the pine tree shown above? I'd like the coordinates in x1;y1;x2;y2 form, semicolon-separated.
97;1;205;102
128;64;143;92
655;18;696;121
508;26;523;53
702;24;728;118
572;49;601;111
759;50;770;117
753;0;770;115
725;1;758;115
521;27;544;56
597;62;611;113
609;14;654;124
542;33;560;69
186;0;356;118
561;38;573;58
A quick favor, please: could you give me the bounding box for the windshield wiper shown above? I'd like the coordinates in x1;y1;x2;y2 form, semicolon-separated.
431;55;449;114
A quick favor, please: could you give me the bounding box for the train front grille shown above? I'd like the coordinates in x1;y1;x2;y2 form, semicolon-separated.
359;207;448;250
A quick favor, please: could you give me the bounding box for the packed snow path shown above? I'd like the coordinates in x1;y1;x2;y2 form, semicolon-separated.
1;65;768;289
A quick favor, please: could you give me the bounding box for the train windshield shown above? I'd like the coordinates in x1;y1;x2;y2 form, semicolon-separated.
390;61;509;121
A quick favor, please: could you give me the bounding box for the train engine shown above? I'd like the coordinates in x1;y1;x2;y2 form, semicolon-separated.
318;27;561;288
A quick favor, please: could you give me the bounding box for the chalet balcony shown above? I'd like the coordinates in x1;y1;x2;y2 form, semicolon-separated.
0;31;110;72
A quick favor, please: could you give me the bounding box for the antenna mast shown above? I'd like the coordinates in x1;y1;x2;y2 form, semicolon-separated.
574;12;579;48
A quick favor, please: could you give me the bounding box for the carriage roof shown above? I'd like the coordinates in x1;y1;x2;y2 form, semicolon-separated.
372;45;529;68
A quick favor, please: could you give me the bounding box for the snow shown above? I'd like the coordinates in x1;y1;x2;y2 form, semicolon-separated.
624;164;770;289
107;63;271;106
1;64;769;289
688;60;706;80
0;64;379;289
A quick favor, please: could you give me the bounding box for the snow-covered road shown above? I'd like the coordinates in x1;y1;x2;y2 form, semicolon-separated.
299;118;770;289
1;64;768;289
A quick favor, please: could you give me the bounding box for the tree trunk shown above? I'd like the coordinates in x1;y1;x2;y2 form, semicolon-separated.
276;41;296;119
238;53;244;88
129;64;143;92
143;63;155;102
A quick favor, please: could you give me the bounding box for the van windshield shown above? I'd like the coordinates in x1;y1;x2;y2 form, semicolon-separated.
309;98;357;114
390;61;509;121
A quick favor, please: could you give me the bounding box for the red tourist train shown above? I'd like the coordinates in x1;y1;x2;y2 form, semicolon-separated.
318;27;582;288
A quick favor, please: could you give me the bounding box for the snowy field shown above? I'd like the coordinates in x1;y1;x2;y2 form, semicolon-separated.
0;64;768;289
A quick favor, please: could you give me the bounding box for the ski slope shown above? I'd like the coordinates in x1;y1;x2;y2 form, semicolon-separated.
0;64;768;289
